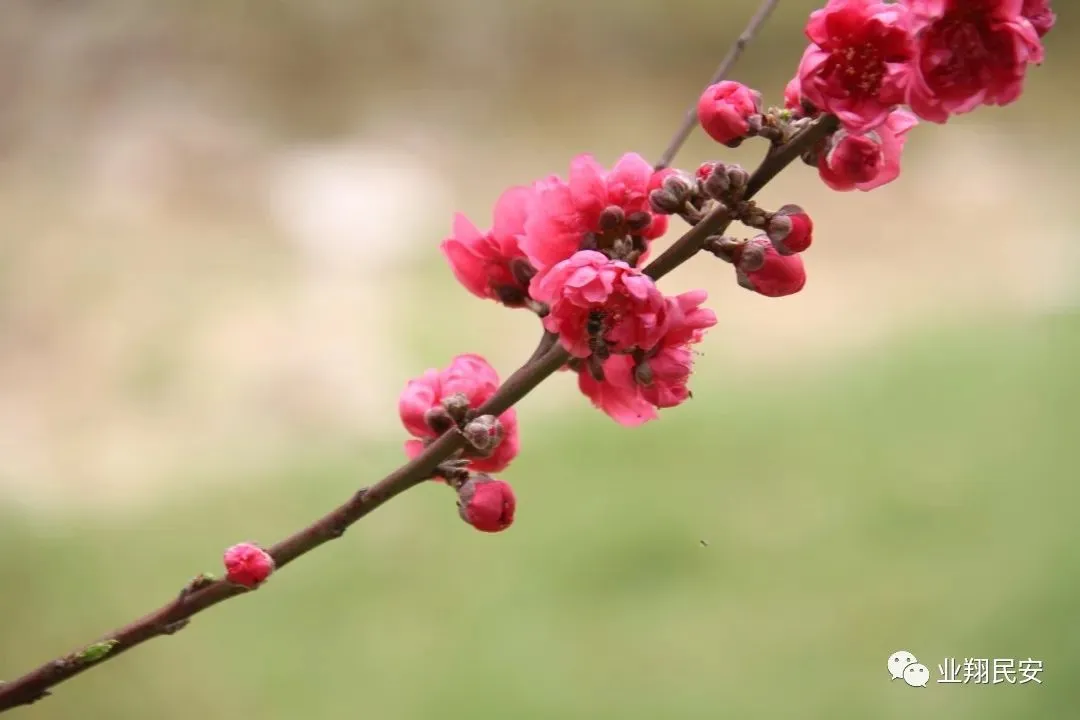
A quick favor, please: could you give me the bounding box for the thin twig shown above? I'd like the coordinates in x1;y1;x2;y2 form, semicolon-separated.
653;0;782;171
0;33;825;720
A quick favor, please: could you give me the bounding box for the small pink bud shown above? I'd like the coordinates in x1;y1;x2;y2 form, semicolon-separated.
462;414;503;454
736;236;806;298
457;475;516;533
767;205;813;255
695;162;717;183
223;543;274;588
697;81;761;147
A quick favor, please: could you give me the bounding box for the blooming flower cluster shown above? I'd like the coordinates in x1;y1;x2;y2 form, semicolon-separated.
699;0;1054;192
385;0;1053;534
438;152;717;433
794;0;1051;130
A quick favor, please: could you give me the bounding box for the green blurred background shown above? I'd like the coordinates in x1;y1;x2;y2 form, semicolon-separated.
1;1;1078;717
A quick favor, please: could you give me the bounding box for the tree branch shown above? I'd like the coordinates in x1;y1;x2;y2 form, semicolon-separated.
644;113;839;282
0;13;824;714
653;0;782;171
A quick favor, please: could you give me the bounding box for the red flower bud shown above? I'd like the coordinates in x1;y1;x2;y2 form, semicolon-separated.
457;475;516;533
696;81;762;147
736;236;806;298
223;542;274;588
767;205;813;255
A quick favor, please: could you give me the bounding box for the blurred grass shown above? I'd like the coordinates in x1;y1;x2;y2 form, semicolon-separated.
2;309;1079;718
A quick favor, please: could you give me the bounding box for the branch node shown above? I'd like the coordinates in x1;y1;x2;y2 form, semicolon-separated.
178;572;217;600
433;461;470;489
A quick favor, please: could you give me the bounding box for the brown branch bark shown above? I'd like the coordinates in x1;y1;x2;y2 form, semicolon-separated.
0;6;827;712
653;0;782;172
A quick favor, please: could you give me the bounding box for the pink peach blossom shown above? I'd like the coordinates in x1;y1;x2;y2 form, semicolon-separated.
818;109;918;191
532;250;666;359
798;0;914;134
637;290;716;409
903;0;1044;123
521;153;668;275
575;289;716;425
639;345;696;409
398;354;518;473
1021;0;1055;38
659;289;717;347
440;185;535;307
576;355;658;427
783;76;806;112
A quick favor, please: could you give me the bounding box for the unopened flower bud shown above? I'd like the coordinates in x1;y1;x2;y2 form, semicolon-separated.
726;164;750;193
457;474;516;533
423;405;455;434
661;171;694;200
223;543;274;588
736;236;806;298
697;81;762;147
767;204;813;255
702;165;731;200
462;414;503;454
599;205;625;231
695;162;719;183
441;392;471;424
649;188;682;215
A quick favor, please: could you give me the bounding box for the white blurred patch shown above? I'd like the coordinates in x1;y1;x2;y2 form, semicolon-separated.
265;142;451;275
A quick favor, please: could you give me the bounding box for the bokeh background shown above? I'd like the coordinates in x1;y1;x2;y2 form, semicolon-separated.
1;1;1078;717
